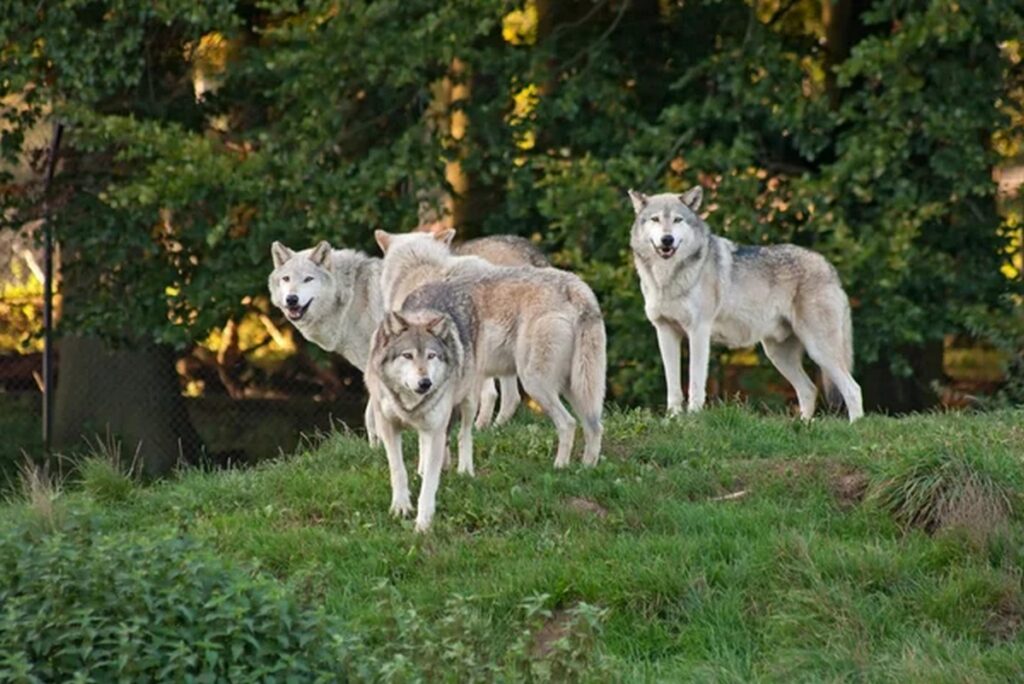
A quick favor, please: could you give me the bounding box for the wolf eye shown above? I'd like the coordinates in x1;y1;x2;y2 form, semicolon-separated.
426;352;437;360
303;276;313;283
401;352;413;360
673;216;683;224
282;276;290;283
650;216;661;223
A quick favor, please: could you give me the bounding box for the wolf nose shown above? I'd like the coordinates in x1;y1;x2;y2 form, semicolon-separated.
660;234;675;247
417;378;432;392
285;294;299;307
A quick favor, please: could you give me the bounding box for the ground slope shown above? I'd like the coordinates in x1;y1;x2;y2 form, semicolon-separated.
4;407;1024;681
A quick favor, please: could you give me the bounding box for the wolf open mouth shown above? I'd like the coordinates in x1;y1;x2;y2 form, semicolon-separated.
654;243;677;259
286;299;312;321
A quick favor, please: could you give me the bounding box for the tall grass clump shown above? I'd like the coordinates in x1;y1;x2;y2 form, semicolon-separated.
78;432;141;504
868;446;1021;546
14;460;64;534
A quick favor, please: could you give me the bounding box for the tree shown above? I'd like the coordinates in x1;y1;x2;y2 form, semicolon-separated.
2;0;1020;433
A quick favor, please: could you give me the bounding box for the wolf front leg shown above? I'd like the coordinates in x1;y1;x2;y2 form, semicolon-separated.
364;400;379;448
376;411;411;517
686;324;712;413
654;320;684;416
457;394;477;476
414;428;448;532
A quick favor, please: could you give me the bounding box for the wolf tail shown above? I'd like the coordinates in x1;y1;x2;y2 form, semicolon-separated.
821;298;854;409
569;312;606;465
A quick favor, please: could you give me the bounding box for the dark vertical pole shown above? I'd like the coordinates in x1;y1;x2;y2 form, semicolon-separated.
42;122;64;452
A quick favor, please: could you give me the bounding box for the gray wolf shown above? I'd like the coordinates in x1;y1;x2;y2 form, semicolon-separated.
268;232;549;442
628;186;863;422
418;224;550;427
365;295;481;532
375;228;606;470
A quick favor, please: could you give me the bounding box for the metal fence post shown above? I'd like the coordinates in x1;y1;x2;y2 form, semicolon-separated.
42;122;64;452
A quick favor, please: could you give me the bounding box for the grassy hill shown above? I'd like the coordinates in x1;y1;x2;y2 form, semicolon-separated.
3;406;1023;681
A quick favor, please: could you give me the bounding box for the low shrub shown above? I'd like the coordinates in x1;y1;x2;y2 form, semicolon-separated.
0;521;610;682
0;523;352;682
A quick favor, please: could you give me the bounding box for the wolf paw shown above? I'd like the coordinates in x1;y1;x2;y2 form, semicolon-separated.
390;498;413;518
414;516;433;533
666;405;683;418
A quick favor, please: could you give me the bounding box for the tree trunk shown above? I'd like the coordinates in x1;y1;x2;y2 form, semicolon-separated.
860;340;943;414
53;336;203;477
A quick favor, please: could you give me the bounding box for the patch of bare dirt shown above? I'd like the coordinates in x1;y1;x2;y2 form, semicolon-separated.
986;592;1023;643
531;608;574;658
737;458;869;509
830;468;869;509
565;497;608;518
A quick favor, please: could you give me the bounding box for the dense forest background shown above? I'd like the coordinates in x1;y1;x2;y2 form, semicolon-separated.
2;0;1022;470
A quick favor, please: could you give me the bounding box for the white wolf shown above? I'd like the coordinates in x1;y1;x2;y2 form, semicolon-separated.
268;234;548;441
375;229;606;470
628;186;863;422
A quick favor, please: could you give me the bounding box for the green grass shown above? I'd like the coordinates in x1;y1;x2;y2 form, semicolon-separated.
4;406;1024;681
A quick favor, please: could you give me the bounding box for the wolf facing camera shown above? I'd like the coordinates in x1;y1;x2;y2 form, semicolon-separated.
628;186;863;422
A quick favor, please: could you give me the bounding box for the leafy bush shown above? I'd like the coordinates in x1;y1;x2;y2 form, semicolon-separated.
962;300;1024;406
0;521;611;682
0;523;352;682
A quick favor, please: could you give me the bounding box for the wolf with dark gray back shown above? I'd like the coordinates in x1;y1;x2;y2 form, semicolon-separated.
365;281;483;532
628;186;863;422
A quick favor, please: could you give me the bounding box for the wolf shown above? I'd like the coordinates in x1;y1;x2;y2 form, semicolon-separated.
628;186;863;422
268;240;385;439
268;233;548;441
375;228;606;470
365;294;481;532
419;222;551;427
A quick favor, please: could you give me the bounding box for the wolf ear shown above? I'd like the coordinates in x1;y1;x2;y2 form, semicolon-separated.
271;241;294;268
374;230;393;253
679;186;703;211
423;312;449;336
415;220;446;236
309;240;331;267
382;312;410;338
431;228;456;247
627;189;648;214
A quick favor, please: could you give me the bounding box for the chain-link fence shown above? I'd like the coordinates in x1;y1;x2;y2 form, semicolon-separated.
1;274;368;486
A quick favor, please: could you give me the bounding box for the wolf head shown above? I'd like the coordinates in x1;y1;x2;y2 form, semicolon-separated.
375;310;453;400
374;227;455;255
268;240;335;324
627;187;707;260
